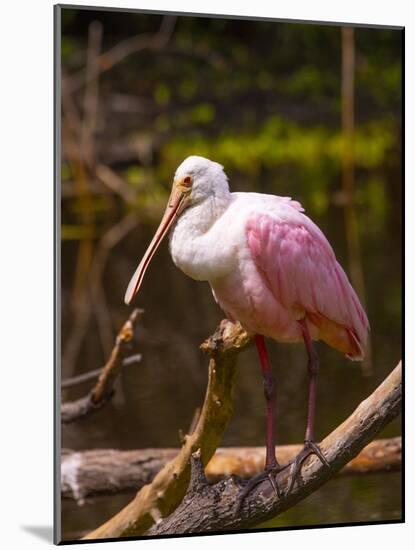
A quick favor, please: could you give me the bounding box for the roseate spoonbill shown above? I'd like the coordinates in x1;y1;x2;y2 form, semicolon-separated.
125;155;369;499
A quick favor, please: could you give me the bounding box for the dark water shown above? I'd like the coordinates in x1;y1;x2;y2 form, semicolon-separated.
61;178;402;540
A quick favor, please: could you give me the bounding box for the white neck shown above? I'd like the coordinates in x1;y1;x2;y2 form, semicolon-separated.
177;192;231;235
169;191;232;281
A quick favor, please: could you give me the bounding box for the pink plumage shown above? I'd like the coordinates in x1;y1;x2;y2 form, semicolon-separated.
199;192;369;362
245;208;369;359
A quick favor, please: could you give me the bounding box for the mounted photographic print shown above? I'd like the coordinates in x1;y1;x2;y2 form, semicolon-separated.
54;4;404;544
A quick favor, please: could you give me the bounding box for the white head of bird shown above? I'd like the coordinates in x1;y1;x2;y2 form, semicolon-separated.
174;155;230;206
124;156;233;304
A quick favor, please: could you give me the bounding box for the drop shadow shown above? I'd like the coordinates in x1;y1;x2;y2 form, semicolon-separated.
21;525;54;543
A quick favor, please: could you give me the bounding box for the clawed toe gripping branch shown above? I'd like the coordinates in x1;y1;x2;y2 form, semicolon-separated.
234;462;290;517
287;440;330;493
82;318;401;539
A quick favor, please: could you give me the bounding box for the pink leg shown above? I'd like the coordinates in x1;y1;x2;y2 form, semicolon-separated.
287;319;330;493
254;334;279;469
235;335;288;513
298;319;319;442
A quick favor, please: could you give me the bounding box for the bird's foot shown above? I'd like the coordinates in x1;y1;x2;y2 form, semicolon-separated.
235;462;289;516
287;439;330;493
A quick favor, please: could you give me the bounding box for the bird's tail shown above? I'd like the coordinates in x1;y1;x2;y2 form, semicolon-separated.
306;312;366;361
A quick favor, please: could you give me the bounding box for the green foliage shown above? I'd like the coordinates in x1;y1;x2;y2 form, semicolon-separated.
190;103;215;125
60;10;402;232
154;83;171;106
61;162;72;182
61;225;97;240
178;78;198;100
160;116;396;176
61;37;77;62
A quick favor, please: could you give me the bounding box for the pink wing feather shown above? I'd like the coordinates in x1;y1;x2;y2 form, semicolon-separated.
246;205;369;359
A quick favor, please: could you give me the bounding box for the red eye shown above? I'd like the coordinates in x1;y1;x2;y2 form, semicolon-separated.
183;175;192;186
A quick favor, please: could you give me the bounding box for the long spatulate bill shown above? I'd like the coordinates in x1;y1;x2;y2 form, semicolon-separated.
124;184;188;305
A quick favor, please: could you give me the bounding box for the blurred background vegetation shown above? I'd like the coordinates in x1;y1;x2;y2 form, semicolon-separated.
60;7;402;540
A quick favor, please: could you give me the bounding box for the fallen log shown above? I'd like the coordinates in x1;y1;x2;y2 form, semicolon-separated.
62;437;401;502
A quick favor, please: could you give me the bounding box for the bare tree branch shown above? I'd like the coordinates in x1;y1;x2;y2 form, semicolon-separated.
64;16;177;93
95;164;138;204
61;308;143;423
89;213;139;358
80;20;103;170
61;354;142;389
62;367;107;389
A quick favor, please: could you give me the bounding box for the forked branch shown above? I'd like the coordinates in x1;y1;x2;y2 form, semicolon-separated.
83;320;251;539
61;308;142;423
